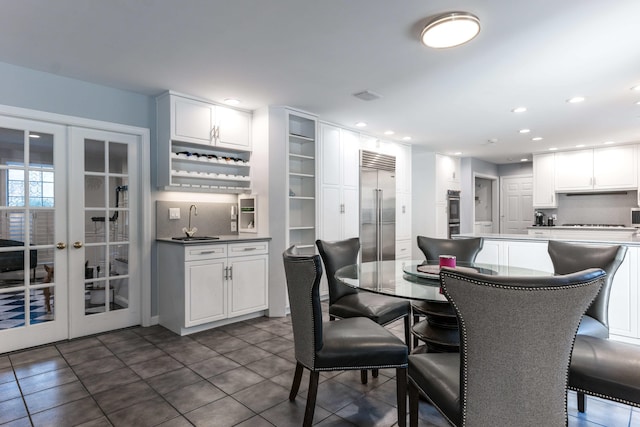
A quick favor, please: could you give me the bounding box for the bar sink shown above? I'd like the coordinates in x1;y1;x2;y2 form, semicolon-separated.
171;236;220;241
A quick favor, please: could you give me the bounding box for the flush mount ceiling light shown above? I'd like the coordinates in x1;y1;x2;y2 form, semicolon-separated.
421;12;480;48
512;107;527;113
223;98;241;106
567;96;585;104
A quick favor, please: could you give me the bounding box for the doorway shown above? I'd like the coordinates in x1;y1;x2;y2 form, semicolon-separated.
473;173;498;234
0;114;147;353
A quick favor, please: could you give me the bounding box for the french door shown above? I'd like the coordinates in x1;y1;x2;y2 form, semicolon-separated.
0;117;68;352
0;117;142;353
68;128;141;338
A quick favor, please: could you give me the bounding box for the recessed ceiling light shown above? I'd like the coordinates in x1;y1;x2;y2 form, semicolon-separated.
567;96;585;104
223;98;241;106
355;122;367;128
576;144;585;148
531;136;543;141
421;12;480;49
549;147;558;151
631;85;640;91
512;107;527;113
28;134;40;139
402;136;412;141
384;130;395;135
520;158;528;162
603;141;615;145
636;101;640;105
519;129;531;134
454;152;463;156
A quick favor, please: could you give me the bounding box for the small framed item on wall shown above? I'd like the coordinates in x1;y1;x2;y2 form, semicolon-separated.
238;194;257;233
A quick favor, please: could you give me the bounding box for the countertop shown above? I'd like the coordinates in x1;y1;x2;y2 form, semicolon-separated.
457;232;640;245
526;225;637;231
156;234;271;244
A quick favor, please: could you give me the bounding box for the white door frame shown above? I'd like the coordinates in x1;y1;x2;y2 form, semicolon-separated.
0;104;152;330
472;172;499;233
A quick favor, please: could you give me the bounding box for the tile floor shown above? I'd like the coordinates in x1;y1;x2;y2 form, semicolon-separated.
1;305;639;427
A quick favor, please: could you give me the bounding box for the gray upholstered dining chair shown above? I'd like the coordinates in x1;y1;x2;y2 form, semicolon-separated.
547;240;627;412
283;246;408;427
412;236;484;350
408;267;606;427
547;240;627;338
316;238;411;378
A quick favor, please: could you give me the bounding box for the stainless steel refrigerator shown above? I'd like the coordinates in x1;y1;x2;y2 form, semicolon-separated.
360;150;396;262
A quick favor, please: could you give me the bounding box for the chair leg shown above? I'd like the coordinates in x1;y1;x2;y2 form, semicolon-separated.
408;380;419;427
412;314;420;348
330;315;336;321
361;369;368;384
289;362;304;401
397;367;407;427
404;315;411;351
577;391;586;413
372;369;379;378
303;371;320;427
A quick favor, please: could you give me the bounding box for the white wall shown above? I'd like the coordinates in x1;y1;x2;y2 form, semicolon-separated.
411;147;436;258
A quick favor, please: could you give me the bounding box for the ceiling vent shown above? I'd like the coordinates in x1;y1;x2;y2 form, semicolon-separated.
353;90;382;101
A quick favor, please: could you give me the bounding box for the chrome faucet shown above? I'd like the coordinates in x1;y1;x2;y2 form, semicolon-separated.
183;204;198;237
188;204;198;230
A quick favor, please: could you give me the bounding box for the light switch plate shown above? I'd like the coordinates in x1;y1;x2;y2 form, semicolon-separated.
169;208;180;220
231;222;237;232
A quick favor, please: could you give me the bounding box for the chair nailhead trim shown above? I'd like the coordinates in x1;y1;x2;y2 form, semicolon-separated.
568;386;640;409
440;271;604;426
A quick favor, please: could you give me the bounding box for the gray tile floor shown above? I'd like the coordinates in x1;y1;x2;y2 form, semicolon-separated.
1;304;639;426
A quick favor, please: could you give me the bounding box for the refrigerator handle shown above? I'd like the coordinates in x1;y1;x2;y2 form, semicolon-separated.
377;189;383;261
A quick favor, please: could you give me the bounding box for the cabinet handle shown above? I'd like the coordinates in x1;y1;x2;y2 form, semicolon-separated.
229;266;233;280
340;204;345;213
243;247;257;251
198;250;219;255
209;127;215;142
402;205;406;214
215;125;220;140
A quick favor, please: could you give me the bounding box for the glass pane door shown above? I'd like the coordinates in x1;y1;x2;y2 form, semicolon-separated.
69;128;140;338
0;117;68;353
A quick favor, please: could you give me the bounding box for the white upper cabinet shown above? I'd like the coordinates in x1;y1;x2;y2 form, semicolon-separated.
555;145;637;192
532;153;557;208
170;93;251;150
318;123;359;241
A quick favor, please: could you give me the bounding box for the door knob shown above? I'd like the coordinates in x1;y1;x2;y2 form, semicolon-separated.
73;241;83;249
56;242;67;250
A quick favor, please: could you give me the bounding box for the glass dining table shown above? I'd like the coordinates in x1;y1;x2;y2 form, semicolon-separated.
335;259;552;352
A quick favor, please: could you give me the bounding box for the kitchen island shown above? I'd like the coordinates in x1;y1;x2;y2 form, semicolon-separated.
456;232;640;345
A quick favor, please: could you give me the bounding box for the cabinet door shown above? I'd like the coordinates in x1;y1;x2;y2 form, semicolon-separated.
172;96;214;144
215;105;251;150
342;186;360;239
593;145;637;189
434;202;448;238
555;150;594;191
185;259;226;326
396;192;412;240
532;153;556;207
320;124;341;186
608;247;637;338
228;255;268;317
395;143;412;193
341;129;360;188
320;186;342;241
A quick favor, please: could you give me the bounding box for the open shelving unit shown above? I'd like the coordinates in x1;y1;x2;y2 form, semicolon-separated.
288;113;317;254
238;194;257;233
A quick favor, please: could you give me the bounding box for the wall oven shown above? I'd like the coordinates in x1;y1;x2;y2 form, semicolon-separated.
447;190;461;237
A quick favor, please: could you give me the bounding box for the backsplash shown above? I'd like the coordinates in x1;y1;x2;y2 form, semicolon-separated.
538;191;637;226
156;201;237;239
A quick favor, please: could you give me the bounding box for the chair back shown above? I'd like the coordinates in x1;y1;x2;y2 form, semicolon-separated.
316;238;360;304
547;240;627;330
440;267;605;427
416;236;483;263
283;246;324;370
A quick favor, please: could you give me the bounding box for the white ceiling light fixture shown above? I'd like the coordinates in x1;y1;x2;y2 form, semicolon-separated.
519;129;531;134
355;122;367;128
603;141;615;145
384;130;395;135
402;136;412;141
512;107;527;113
531;136;543;141
567;96;585;104
223;98;241;106
549;147;558;151
631;85;640;92
421;12;480;49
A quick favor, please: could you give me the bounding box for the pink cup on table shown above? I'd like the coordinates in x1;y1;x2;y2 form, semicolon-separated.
439;255;456;268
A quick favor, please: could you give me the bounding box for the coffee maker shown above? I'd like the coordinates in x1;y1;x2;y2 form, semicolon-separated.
534;211;545;226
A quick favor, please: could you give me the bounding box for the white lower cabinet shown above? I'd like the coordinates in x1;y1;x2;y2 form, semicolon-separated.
476;238;640;344
158;240;269;335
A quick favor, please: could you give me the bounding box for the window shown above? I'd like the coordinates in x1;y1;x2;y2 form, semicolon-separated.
6;164;54;207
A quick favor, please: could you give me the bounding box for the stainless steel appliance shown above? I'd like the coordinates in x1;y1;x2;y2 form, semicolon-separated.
632;208;640;227
447;190;460;238
360;150;396;262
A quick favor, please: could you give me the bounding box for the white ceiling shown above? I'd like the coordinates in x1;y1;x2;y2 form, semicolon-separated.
2;0;640;164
